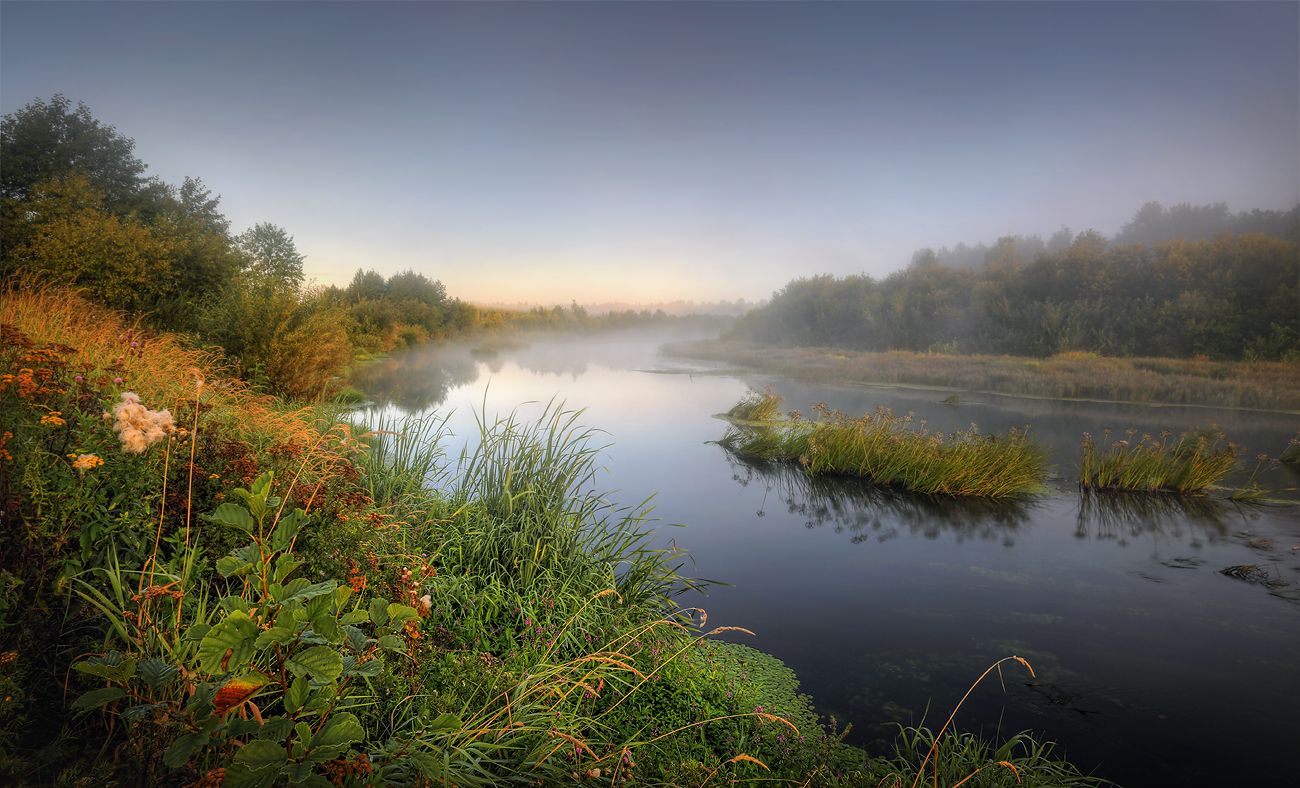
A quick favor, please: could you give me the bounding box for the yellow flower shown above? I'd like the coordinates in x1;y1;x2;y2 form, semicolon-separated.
72;453;104;472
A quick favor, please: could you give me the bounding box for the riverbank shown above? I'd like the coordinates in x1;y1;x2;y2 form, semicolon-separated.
667;339;1300;413
0;286;1103;785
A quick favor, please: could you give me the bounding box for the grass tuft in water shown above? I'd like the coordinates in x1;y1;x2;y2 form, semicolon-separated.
725;387;784;423
717;396;1046;498
1078;427;1235;493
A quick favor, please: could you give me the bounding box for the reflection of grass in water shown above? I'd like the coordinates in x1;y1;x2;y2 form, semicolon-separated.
724;454;1035;541
1079;427;1235;493
718;395;1047;497
1075;489;1234;545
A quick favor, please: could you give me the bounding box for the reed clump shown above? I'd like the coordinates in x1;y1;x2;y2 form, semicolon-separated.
725;387;784;423
718;395;1047;497
1078;427;1236;493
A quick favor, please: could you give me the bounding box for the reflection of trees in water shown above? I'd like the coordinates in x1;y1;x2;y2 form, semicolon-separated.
350;346;481;411
1074;491;1241;547
723;455;1034;544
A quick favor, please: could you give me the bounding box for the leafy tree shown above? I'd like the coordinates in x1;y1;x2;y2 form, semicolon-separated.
2;175;176;313
236;222;305;287
0;95;153;212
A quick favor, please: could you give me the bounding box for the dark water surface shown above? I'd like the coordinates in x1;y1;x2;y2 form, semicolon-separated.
354;330;1300;787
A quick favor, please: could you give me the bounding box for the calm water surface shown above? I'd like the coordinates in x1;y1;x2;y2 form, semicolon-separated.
354;329;1300;787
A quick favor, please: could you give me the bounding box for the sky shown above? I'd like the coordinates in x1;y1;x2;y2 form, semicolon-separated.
2;1;1297;305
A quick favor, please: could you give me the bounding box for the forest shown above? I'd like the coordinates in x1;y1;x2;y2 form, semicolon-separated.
732;214;1299;360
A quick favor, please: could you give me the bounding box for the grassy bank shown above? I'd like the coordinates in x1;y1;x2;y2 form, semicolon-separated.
0;286;1101;785
718;393;1047;498
671;339;1300;412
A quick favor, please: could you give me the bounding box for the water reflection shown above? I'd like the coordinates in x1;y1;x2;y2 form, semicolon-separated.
351;344;480;410
722;454;1034;544
1073;490;1241;547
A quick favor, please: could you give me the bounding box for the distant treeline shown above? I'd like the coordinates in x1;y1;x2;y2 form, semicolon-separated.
734;229;1299;360
0;96;701;399
913;202;1298;270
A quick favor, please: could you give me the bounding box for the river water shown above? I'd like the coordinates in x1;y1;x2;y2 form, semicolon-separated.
352;328;1300;787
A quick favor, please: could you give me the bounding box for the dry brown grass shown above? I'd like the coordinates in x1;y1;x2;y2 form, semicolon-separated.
0;282;344;464
672;339;1300;412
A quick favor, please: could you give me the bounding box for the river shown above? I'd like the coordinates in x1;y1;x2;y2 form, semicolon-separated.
352;327;1300;787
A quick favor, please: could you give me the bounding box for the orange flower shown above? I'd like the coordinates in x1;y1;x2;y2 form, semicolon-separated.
72;453;104;472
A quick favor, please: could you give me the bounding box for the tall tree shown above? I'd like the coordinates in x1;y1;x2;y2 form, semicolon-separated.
236;222;305;287
0;95;152;211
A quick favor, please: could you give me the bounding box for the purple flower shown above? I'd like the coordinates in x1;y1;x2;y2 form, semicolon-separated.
74;374;84;382
113;377;124;384
130;341;139;348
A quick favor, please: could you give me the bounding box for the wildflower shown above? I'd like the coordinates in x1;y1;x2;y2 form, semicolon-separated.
113;377;124;385
40;411;66;427
112;392;174;454
74;374;84;383
418;594;432;614
72;454;104;472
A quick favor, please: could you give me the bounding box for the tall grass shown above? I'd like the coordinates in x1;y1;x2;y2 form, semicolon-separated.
1079;427;1235;493
725;388;784;423
718;396;1047;497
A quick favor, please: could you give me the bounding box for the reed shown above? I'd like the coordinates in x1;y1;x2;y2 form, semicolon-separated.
718;397;1047;497
724;388;784;423
1079;427;1235;493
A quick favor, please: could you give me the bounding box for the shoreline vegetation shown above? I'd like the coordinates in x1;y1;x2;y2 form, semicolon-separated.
718;392;1048;498
0;284;1108;784
670;338;1300;413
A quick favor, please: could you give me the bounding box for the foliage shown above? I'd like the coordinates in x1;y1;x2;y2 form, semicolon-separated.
237;222;305;288
1079;428;1236;493
718;395;1047;498
734;232;1300;361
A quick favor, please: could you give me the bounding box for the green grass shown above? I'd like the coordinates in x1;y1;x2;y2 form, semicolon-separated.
717;395;1047;498
725;388;784;423
1079;427;1236;493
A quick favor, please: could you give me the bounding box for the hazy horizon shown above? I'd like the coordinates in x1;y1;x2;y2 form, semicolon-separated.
3;1;1297;305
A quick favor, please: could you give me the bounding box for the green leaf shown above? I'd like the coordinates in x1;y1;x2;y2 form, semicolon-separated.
284;675;311;715
234;739;287;772
347;658;382;679
71;687;127;713
341;610;370;626
216;554;254;578
254;626;297;650
333;585;353;610
368;598;388;626
271;509;306;551
295;720;314;750
376;635;405;654
210;502;255;532
285;646;343;683
342;625;372;652
283;580;337;604
250;471;274;498
197;611;258;675
73;653;136;683
311;712;364;750
182;623;212;642
163;731;208;769
273;555;301;584
310;615;342;645
425;712;462;733
220;595;253;613
138;658;178;689
386;603;418;626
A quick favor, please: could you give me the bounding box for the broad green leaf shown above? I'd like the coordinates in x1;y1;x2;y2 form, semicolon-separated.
283;580;337;604
284;675;311;714
386;603;418;626
377;635;405;654
210;502;255;532
273;555;301;584
285;646;343;683
233;739;287;772
341;610;369;626
310;712;364;750
71;687;126;713
368;598;388;626
73;653;136;683
216;554;254;578
182;623;212;642
197;611;258;675
295;720;314;750
220;595;253;613
254;626;297;650
138;658;178;689
347;658;382;679
271;509;306;551
310;615;342;645
163;731;208;768
250;471;274;498
342;625;372;652
425;712;462;733
333;585;352;610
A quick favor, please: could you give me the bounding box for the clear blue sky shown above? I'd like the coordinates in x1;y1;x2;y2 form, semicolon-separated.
3;1;1297;304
